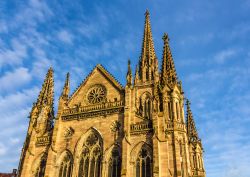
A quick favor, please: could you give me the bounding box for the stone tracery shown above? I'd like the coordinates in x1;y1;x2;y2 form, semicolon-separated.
78;130;103;177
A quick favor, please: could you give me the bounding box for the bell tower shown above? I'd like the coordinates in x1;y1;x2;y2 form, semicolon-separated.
123;10;163;177
18;68;54;177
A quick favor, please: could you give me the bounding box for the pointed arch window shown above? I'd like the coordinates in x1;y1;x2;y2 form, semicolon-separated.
192;155;196;169
146;69;149;81
136;147;152;177
179;142;185;177
144;97;151;119
59;153;73;177
78;132;102;177
35;156;46;177
108;148;121;177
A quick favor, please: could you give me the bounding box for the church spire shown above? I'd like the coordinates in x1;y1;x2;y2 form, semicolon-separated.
36;67;54;112
161;33;178;87
186;99;200;143
61;72;70;100
138;10;159;83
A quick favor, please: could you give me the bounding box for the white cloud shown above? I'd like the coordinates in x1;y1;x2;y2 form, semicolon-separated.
0;143;7;156
13;0;53;28
10;138;20;145
0;21;8;33
214;48;238;64
0;39;28;67
0;67;32;93
0;87;39;113
179;33;214;46
57;30;74;44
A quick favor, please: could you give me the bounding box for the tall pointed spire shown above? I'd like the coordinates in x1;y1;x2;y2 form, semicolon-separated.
61;72;70;100
138;10;159;83
186;99;200;143
126;60;132;86
36;67;54;112
161;33;178;87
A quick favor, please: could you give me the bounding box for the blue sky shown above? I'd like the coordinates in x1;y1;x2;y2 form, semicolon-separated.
0;0;250;176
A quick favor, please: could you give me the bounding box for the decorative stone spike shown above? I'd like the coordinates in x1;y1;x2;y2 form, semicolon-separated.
161;33;178;87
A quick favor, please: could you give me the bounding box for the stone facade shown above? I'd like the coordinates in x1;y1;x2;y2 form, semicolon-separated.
17;10;206;177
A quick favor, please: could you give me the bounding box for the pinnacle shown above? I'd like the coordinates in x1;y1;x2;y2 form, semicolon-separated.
161;32;178;87
162;33;169;43
186;99;191;109
61;72;70;99
186;99;200;143
137;9;158;82
145;9;150;17
36;68;54;110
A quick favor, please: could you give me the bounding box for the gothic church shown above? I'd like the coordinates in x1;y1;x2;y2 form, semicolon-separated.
18;11;206;177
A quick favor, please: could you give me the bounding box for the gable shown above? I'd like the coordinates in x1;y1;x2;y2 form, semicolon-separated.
68;64;124;107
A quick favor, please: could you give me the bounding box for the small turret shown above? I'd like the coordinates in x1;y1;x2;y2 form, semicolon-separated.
61;72;70;100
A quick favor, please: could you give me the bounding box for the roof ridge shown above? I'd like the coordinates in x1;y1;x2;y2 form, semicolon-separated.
97;64;124;89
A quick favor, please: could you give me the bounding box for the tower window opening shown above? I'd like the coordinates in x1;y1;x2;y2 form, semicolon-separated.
136;147;152;177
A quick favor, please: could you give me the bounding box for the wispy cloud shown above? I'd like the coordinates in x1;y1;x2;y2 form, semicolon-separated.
0;67;32;93
214;48;239;64
0;39;28;67
0;143;7;156
57;30;74;44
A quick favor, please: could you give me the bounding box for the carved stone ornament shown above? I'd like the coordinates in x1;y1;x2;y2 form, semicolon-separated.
87;85;106;104
110;120;121;132
64;127;74;139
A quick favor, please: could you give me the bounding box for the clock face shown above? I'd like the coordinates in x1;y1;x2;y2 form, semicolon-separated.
87;85;106;104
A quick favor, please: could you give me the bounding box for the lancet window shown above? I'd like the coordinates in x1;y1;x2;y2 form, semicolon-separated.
144;97;151;119
167;102;171;120
58;153;73;177
136;146;152;177
78;132;102;177
108;148;121;177
138;94;152;119
35;156;46;177
179;142;184;177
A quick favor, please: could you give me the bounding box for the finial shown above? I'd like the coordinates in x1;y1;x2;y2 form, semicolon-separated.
145;9;150;16
186;99;191;107
126;59;132;86
163;33;169;43
66;72;70;82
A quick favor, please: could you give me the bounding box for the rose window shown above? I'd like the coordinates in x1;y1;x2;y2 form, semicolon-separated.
87;85;106;104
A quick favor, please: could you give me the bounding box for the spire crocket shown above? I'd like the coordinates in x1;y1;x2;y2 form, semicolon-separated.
161;33;178;87
186;99;201;144
35;67;54;115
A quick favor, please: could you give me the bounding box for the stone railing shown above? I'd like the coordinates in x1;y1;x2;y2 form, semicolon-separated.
36;136;51;146
165;121;186;132
61;101;124;121
130;121;153;135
